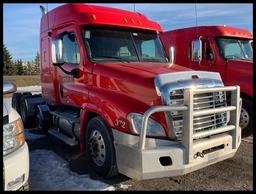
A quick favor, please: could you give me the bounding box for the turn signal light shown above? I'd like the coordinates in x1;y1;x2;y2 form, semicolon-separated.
90;14;97;20
123;17;128;23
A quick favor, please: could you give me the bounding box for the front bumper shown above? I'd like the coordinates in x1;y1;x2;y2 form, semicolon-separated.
3;142;29;190
113;130;240;180
113;86;241;180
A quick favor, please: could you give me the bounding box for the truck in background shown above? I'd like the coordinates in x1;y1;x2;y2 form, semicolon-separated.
13;4;242;180
3;82;29;191
161;26;253;137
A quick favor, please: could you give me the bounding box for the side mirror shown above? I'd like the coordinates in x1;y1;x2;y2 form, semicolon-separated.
52;38;64;65
3;82;17;95
169;46;175;65
191;38;202;62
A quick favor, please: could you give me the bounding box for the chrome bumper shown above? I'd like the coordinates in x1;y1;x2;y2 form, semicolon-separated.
113;86;241;180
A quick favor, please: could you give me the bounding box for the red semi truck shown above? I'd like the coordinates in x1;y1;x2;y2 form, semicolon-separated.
13;4;242;180
161;26;253;137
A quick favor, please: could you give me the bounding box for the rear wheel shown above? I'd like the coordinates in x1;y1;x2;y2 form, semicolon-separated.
240;97;252;138
20;93;33;128
12;93;22;114
85;117;118;178
12;92;32;115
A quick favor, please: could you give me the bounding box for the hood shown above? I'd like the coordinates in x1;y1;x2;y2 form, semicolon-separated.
92;62;193;107
111;62;192;77
91;61;206;134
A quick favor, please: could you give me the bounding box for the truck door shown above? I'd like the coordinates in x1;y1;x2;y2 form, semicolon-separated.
190;37;215;71
51;29;91;108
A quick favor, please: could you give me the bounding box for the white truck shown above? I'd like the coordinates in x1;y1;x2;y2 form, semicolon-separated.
3;82;29;190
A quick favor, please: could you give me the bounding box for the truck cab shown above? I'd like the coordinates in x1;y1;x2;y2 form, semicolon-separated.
15;4;242;180
161;26;253;137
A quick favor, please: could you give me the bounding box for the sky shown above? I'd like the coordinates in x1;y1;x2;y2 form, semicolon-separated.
3;3;253;61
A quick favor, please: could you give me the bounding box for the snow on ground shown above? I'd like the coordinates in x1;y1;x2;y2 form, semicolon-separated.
29;149;115;191
118;183;132;190
242;136;253;144
20;109;115;191
25;128;115;191
17;85;41;93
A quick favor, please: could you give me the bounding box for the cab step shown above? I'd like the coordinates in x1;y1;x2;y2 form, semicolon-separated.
48;128;78;146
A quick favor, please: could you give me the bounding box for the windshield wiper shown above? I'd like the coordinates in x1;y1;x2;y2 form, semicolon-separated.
93;55;131;63
142;58;166;62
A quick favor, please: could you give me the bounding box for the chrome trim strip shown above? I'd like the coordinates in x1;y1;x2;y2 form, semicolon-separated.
193;106;236;117
193;125;235;139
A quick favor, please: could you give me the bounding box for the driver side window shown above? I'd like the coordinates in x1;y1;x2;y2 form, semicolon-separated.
62;33;80;64
52;32;80;64
203;39;214;60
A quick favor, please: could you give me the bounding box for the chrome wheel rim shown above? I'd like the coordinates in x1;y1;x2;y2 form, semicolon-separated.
240;107;250;129
88;130;106;166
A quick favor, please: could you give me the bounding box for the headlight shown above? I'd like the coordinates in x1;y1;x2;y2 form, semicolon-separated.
127;113;166;137
3;118;25;156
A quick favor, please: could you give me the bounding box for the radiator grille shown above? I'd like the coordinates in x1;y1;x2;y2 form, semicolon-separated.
168;89;228;140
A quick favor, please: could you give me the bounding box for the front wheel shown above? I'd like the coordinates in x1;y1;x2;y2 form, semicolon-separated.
85;117;118;178
240;97;252;138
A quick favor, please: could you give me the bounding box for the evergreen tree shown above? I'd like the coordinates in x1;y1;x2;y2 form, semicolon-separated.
16;59;24;75
3;44;15;75
33;52;40;74
34;52;40;66
27;61;32;75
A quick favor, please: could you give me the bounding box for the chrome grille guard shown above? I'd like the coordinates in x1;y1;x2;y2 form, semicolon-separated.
139;85;241;164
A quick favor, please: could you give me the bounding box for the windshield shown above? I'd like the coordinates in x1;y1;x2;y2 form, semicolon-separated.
83;27;168;63
215;37;253;60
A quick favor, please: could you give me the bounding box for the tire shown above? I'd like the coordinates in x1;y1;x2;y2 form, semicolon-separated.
20;95;33;128
240;97;252;138
12;93;22;114
85;117;118;178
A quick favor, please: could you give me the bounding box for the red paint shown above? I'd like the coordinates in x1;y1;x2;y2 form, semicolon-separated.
160;26;253;97
160;26;253;98
40;4;191;150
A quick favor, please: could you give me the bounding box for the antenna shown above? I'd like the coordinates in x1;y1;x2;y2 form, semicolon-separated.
194;3;199;40
194;3;198;27
40;5;46;16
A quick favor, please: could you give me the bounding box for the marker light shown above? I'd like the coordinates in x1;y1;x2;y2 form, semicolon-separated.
90;14;97;20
